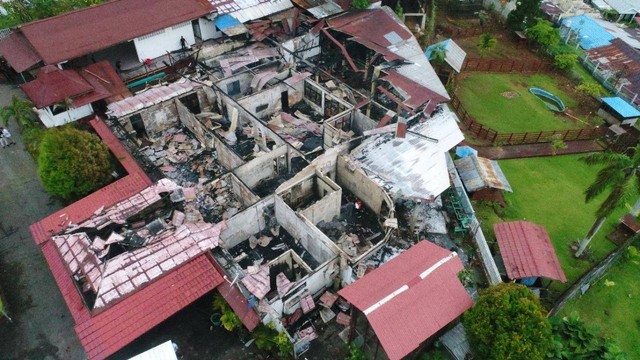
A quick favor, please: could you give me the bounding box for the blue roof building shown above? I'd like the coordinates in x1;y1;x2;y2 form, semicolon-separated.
561;15;615;50
601;97;640;123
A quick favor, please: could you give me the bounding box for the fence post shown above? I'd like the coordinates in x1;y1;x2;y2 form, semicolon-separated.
535;132;542;142
577;128;583;139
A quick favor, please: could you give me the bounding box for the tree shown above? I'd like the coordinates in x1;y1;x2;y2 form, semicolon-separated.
463;283;553;360
395;2;404;18
477;33;497;57
526;19;560;52
576;81;604;97
0;95;37;130
351;0;370;9
429;44;447;70
507;0;542;31
37;126;114;199
554;53;578;70
575;146;640;257
4;0;105;24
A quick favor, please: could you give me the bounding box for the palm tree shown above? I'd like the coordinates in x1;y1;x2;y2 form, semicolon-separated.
575;145;640;257
478;33;497;58
0;95;37;130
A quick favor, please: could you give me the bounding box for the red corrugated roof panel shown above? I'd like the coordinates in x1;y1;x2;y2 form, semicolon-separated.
21;65;96;108
42;240;223;360
0;32;42;72
327;9;412;49
339;241;473;360
211;259;261;331
381;70;448;110
493;221;567;282
30;117;152;245
18;0;214;64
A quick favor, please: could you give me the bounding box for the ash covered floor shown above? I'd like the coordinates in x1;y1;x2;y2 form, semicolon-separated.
317;190;384;258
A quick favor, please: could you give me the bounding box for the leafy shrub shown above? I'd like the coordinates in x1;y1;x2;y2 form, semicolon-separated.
347;344;367;360
526;19;560;52
576;81;604;97
37;126;114;199
463;283;553;360
351;0;369;9
548;312;630;359
220;309;242;331
554;53;578;70
626;245;640;261
395;2;403;18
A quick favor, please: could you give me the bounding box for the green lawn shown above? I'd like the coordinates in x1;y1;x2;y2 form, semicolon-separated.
457;73;581;133
474;154;632;291
559;257;640;358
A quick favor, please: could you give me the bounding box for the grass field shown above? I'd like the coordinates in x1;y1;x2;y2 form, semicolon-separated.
457;73;584;133
474;155;633;291
559;256;640;358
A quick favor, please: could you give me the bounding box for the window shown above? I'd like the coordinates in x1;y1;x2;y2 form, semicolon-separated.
226;80;241;96
256;104;268;113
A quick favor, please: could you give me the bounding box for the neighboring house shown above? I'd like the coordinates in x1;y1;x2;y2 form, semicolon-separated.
603;0;640;22
20;62;129;127
0;0;216;76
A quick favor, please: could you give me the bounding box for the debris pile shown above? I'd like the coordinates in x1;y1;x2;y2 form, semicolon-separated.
267;108;323;153
140;127;223;185
173;176;245;224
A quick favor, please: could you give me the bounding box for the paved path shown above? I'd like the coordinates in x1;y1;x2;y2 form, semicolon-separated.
469;140;605;160
0;84;85;360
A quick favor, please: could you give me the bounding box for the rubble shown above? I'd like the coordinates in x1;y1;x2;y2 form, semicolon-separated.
140;127;224;186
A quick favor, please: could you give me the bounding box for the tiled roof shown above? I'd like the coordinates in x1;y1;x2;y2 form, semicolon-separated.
18;0;214;64
494;221;567;282
30;117;152;245
0;31;42;72
42;240;223;360
339;241;473;360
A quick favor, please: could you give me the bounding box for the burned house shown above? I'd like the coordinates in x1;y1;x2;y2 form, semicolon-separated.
25;3;510;359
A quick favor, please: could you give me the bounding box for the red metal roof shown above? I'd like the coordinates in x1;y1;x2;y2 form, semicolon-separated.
381;70;448;110
78;61;131;106
30;117;152;245
21;65;97;108
339;241;473;360
18;0;214;64
0;32;42;72
327;8;412;49
42;240;223;360
211;259;261;331
493;221;567;282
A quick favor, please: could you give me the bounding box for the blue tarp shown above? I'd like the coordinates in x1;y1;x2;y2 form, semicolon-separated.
601;97;640;118
455;146;478;158
561;15;615;50
215;14;241;30
425;39;452;59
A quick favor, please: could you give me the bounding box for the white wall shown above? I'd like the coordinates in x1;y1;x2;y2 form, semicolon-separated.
37;104;94;128
281;33;320;63
199;16;222;40
133;21;195;61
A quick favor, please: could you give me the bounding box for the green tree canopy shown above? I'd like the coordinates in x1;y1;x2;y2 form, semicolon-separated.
3;0;105;24
507;0;542;31
477;33;497;57
351;0;370;9
37;126;114;199
526;19;560;51
463;283;553;360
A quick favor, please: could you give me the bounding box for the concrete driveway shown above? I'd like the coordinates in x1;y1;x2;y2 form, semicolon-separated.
0;84;85;360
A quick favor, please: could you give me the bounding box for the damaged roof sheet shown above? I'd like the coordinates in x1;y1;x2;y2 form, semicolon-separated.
106;79;200;118
21;65;96;108
292;0;343;18
380;70;448;110
454;155;512;193
210;0;294;23
53;179;228;310
339;241;473;360
494;221;567;282
327;7;449;99
352;107;464;200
